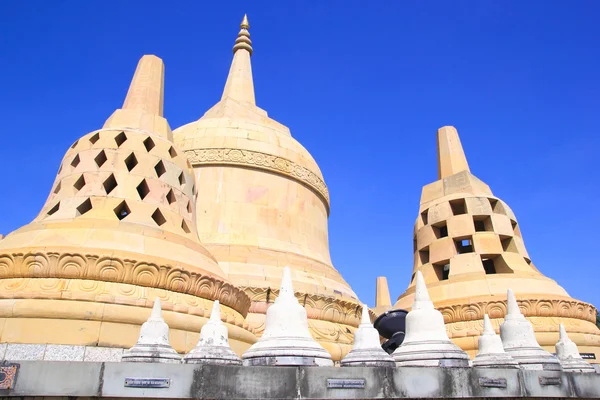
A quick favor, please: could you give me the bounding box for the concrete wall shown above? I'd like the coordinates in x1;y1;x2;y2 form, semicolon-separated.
0;361;599;399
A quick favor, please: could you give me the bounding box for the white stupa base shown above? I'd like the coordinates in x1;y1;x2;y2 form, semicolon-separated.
121;344;182;364
473;353;520;369
558;357;596;373
184;346;242;365
504;346;562;371
393;340;470;367
341;348;396;367
242;337;333;366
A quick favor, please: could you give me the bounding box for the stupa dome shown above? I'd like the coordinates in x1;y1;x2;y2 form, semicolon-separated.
0;55;256;354
173;16;359;360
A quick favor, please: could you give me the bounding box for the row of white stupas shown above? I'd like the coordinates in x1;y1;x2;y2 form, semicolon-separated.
123;267;595;373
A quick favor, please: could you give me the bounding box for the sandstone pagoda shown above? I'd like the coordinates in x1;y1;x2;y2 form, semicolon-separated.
392;126;600;358
173;16;360;360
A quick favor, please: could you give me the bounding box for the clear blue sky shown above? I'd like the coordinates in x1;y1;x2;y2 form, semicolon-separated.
1;1;599;308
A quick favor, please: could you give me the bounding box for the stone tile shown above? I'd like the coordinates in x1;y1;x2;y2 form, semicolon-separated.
44;344;85;361
0;343;7;360
84;346;124;362
5;343;46;361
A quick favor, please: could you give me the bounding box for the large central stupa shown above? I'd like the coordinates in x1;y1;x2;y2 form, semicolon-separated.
173;16;360;359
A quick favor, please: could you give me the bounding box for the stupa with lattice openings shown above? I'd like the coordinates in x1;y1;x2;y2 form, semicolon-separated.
392;126;600;360
0;55;256;355
173;15;360;360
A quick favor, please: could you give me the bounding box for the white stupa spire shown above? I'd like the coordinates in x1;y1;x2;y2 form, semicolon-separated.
500;289;562;371
341;304;395;367
393;271;469;367
122;298;182;363
473;314;519;368
242;267;333;366
555;324;595;373
184;300;242;365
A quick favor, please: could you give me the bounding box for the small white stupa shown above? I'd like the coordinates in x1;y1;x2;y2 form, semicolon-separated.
341;304;395;367
555;324;595;373
473;314;519;368
499;289;562;371
122;298;182;363
392;271;469;367
184;300;242;365
242;267;333;366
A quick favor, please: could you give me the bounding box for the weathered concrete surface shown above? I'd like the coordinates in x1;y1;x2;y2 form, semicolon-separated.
1;361;599;399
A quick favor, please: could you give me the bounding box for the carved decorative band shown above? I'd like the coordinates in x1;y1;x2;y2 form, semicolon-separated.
438;298;597;325
243;286;361;327
184;148;330;207
0;251;251;316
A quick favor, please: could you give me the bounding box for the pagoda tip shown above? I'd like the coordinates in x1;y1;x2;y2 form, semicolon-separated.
360;304;370;325
241;14;249;29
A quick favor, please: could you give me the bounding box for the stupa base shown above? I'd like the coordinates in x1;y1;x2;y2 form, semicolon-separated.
122;344;182;364
184;347;242;366
559;358;596;373
341;349;396;368
393;340;470;367
504;346;562;371
473;353;520;369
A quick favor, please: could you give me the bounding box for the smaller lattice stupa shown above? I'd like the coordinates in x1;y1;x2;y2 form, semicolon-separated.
0;55;255;354
391;126;600;359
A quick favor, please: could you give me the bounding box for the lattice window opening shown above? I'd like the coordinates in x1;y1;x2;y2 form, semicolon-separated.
482;258;497;274
114;201;131;221
178;171;186;186
53;182;62;195
154;160;167;178
103;174;118;195
420;210;429;225
70;140;79;149
489;198;507;215
181;219;191;234
143;137;156;152
433;263;450;281
114;132;128;148
455;238;473;254
168;146;177;158
418;248;429;265
47;202;60;216
473;216;493;232
124;153;138;172
73;175;86;192
89;132;101;144
166;189;177;205
501;237;519;253
186;200;193;214
94;150;108;168
151;208;167;226
432;223;448;239
449;199;467;215
76;198;93;216
71;154;81;168
136;179;150;200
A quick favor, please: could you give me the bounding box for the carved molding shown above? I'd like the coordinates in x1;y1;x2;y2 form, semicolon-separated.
0;251;251;316
243;286;361;327
438;298;598;325
184;148;330;207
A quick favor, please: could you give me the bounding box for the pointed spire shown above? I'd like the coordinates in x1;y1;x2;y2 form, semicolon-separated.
482;314;494;335
122;55;165;116
242;266;333;366
506;288;521;317
555;324;595;373
122;298;182;363
437;126;470;179
341;304;395;367
103;55;172;139
412;271;433;310
210;299;221;322
375;277;392;309
183;300;242;365
473;313;519;369
360;303;371;325
221;14;256;105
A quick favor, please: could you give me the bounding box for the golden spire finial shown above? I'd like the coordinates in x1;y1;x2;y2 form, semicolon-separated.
241;14;249;29
233;14;253;55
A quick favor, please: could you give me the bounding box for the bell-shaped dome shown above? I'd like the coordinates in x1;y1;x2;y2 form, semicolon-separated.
173;16;360;360
0;55;256;354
